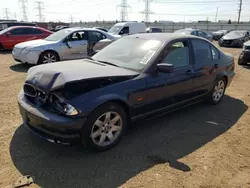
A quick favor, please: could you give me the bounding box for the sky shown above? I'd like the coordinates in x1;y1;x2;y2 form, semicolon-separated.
1;0;250;23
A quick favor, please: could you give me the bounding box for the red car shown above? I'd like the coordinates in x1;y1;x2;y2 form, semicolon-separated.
0;26;52;50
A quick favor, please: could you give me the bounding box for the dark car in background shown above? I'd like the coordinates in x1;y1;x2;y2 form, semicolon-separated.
0;26;52;50
238;40;250;65
0;21;37;31
146;27;162;33
174;28;213;42
219;30;249;48
212;30;229;40
18;33;235;151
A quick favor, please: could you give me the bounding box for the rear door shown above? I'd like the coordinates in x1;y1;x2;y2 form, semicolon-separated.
144;39;195;114
191;39;219;95
3;28;31;49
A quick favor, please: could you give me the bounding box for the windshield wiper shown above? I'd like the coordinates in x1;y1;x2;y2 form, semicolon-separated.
95;60;119;67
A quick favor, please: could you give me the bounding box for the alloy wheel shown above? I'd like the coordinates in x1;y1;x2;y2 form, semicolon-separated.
213;80;225;102
91;111;122;147
43;53;57;63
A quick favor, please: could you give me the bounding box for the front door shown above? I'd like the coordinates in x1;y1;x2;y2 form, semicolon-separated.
61;31;88;60
144;39;194;114
191;39;219;96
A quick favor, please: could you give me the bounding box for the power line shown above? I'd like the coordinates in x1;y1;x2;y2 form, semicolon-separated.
140;0;154;22
117;0;131;21
35;1;45;22
237;0;242;23
3;8;10;20
19;0;28;21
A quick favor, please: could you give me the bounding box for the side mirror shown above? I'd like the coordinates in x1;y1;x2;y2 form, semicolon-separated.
5;32;11;37
66;41;72;48
157;63;174;73
119;30;124;35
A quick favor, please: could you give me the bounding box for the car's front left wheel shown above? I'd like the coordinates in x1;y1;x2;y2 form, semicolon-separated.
38;51;59;64
81;102;127;151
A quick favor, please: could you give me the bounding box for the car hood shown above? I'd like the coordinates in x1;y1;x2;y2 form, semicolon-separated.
15;39;57;48
213;31;224;35
25;59;139;92
222;33;244;40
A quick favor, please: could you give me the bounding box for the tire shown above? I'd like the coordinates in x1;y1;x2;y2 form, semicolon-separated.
38;51;59;64
207;78;226;105
238;57;247;65
81;102;127;152
0;43;3;50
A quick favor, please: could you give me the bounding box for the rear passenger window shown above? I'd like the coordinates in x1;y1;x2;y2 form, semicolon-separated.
192;39;212;64
162;41;189;68
211;45;219;60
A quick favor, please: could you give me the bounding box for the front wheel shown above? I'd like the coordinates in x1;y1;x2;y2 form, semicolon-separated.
81;102;127;151
208;78;226;105
38;51;59;64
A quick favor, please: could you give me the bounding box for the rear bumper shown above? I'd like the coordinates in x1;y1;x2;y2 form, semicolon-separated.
18;90;86;144
12;50;40;64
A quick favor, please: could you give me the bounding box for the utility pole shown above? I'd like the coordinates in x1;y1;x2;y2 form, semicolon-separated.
3;8;10;20
237;0;242;24
14;12;17;20
70;15;73;23
140;0;154;23
19;0;28;21
35;1;44;22
117;0;130;21
215;7;218;22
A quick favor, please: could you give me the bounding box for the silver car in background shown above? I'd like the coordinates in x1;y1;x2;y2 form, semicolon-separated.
174;28;213;42
12;28;120;64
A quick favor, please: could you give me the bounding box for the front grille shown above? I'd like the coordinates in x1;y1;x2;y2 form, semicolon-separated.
223;40;233;44
24;83;37;97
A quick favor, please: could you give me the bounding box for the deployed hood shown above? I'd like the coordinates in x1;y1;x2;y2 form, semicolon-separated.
25;59;139;92
222;32;245;40
15;39;57;48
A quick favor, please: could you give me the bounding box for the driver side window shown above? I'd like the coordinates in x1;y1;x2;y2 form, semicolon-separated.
67;31;86;41
119;26;129;35
161;41;190;68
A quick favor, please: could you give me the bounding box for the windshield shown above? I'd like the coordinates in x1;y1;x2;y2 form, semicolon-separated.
0;27;11;35
227;30;246;36
45;29;71;41
108;26;123;34
174;29;191;34
92;38;163;71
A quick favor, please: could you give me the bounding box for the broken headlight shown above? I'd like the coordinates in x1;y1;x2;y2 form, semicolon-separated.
49;93;79;116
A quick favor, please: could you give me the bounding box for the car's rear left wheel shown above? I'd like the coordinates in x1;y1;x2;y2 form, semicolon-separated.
208;78;226;105
81;102;127;151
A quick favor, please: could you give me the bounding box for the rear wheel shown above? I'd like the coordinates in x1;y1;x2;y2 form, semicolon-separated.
81;102;127;151
208;78;226;105
38;51;59;64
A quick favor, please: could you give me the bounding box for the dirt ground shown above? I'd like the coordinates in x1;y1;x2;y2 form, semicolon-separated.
0;44;250;188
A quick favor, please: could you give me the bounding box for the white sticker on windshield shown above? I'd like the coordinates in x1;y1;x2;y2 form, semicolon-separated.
140;50;156;65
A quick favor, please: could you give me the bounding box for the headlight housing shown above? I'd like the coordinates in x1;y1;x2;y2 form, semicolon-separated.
21;48;30;54
49;93;79;116
64;103;78;116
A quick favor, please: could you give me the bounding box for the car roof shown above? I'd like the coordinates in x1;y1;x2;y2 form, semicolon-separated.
63;27;105;32
6;26;40;29
125;33;205;42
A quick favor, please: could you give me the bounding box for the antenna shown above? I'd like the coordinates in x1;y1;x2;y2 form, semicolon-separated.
19;0;28;21
117;0;131;21
140;0;154;23
35;1;44;22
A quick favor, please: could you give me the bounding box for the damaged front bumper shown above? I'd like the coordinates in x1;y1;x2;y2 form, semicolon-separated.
18;90;86;144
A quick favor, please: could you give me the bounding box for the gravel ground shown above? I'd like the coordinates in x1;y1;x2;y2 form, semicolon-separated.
0;45;250;188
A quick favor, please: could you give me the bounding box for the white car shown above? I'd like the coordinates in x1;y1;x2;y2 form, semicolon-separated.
12;28;120;64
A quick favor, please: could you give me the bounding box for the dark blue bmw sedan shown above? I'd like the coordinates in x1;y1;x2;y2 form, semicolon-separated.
18;33;235;151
